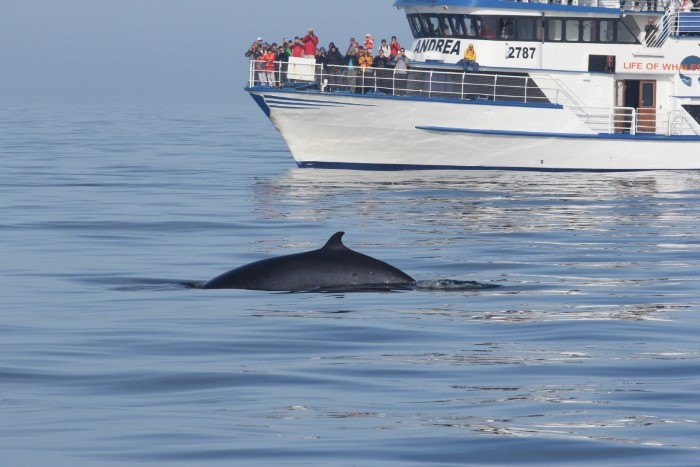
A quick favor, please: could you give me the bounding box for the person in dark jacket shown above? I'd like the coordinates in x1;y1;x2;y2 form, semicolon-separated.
316;47;327;67
276;46;289;86
325;43;344;92
373;48;391;93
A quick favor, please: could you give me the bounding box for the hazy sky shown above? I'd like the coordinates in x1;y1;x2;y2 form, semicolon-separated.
0;0;409;104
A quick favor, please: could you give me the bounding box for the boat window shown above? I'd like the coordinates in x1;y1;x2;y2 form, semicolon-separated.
515;17;537;41
475;16;499;39
547;19;563;41
407;15;423;37
599;20;615;42
499;18;515;39
616;21;637;43
406;13;637;44
582;20;596;42
464;16;478;37
641;82;655;107
565;20;580;41
446;15;468;38
423;14;442;37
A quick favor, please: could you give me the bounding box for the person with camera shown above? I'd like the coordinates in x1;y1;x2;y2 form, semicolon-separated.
393;48;410;95
302;27;319;59
344;47;361;93
389;36;401;60
358;47;374;93
374;48;391;94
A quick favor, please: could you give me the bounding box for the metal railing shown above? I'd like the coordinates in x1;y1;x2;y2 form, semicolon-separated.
570;105;699;135
247;60;700;136
248;60;558;104
646;9;700;47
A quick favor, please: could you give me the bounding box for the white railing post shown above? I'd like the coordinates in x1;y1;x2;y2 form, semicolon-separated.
493;75;498;101
524;77;528;103
428;70;433;98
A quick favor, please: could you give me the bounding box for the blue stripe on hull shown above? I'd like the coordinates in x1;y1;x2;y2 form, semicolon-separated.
296;161;668;172
417;125;700;141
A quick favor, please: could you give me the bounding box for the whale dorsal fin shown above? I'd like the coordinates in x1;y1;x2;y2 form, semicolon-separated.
322;231;347;251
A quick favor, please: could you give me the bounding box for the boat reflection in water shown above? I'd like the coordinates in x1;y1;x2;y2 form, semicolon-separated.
251;168;698;231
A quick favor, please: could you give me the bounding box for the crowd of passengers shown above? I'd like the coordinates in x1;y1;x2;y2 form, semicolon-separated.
244;28;410;93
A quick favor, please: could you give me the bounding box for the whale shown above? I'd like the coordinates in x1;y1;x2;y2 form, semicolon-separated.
201;232;415;291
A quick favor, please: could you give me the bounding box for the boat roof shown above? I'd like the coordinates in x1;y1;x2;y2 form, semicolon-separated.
393;0;621;14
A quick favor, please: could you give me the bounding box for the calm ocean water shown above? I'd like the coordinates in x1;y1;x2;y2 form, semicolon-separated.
1;101;700;466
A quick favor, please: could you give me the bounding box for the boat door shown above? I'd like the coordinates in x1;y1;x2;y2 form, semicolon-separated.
637;80;656;133
614;80;657;133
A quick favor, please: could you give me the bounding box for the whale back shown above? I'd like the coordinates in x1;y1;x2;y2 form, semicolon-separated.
201;232;414;291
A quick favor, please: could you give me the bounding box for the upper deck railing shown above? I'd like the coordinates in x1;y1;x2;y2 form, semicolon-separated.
249;59;559;104
247;59;700;136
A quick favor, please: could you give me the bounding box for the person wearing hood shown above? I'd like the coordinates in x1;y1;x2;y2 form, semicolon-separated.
325;42;344;92
316;47;327;67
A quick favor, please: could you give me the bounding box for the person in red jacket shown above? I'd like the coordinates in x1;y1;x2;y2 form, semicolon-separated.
302;27;319;58
389;36;401;60
290;37;304;58
262;46;277;86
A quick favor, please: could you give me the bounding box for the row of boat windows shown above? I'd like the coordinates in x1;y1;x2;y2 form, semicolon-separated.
407;14;638;44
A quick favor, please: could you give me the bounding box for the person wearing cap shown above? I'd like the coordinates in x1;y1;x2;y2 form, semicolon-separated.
364;33;374;53
302;27;319;59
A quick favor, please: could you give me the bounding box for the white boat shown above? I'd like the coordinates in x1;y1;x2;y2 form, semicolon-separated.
246;0;700;171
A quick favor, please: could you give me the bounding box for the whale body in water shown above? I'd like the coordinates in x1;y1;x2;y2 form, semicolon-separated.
201;232;415;291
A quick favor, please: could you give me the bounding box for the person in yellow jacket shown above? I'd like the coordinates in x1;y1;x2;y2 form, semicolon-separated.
358;47;374;93
459;43;479;72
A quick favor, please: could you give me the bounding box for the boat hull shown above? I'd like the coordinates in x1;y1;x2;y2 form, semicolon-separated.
249;88;700;171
